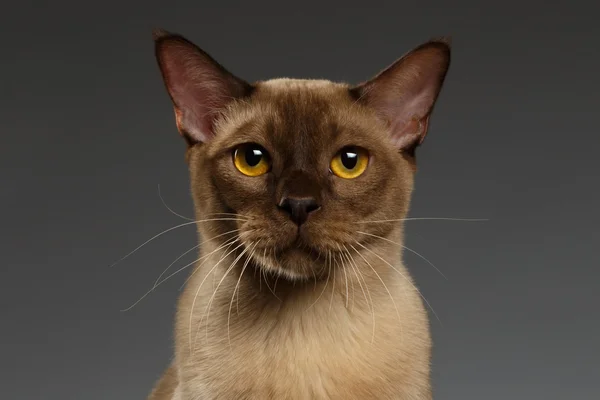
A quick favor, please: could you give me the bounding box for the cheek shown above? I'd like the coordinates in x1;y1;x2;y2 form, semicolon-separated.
329;156;387;208
326;155;412;222
210;157;274;212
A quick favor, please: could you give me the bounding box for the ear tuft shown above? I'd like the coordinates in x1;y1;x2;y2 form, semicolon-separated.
430;36;452;48
152;28;171;41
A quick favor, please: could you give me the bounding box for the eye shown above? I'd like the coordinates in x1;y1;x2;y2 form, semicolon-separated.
330;146;369;179
233;143;272;177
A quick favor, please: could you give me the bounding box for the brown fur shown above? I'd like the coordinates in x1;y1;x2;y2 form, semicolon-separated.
148;31;450;399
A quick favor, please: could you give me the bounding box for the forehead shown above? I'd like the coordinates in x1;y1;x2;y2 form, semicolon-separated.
258;80;344;158
209;79;389;160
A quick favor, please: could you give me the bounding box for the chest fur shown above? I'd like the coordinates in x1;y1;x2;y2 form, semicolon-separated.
175;276;431;400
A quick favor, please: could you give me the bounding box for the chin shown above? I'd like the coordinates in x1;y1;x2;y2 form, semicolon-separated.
249;240;327;282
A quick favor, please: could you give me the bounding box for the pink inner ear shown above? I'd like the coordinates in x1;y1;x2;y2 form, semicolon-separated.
356;44;450;151
168;62;226;142
383;84;436;148
156;37;250;143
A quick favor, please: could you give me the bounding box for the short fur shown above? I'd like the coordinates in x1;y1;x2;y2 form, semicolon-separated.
148;29;450;400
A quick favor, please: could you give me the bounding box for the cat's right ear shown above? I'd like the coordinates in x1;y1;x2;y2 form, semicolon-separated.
153;29;253;145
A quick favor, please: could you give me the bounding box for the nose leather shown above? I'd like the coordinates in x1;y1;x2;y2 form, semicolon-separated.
278;196;320;225
277;170;322;225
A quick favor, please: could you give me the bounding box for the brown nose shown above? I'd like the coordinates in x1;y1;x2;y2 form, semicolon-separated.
278;196;320;226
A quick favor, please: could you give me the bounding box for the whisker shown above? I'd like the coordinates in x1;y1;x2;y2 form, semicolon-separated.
262;249;281;301
260;248;266;293
109;218;246;268
337;245;357;311
120;235;240;312
204;212;251;219
229;241;260;349
354;241;442;325
305;254;331;312
155;229;240;287
157;184;193;221
336;253;349;309
349;243;405;348
342;244;375;344
273;272;281;293
188;240;244;353
357;231;447;280
349;243;401;321
329;252;336;313
156;243;202;285
237;241;260;314
179;235;241;290
199;242;251;347
312;261;318;293
358;217;489;224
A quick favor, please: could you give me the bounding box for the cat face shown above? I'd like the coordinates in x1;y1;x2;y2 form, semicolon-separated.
153;30;450;280
189;80;414;279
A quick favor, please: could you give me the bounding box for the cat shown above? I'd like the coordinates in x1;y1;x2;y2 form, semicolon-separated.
147;28;450;400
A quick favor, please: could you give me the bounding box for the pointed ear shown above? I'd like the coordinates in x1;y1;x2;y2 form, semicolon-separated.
153;29;253;145
350;38;451;153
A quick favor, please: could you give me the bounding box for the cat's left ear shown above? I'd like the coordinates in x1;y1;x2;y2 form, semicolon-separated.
153;29;253;145
350;38;451;154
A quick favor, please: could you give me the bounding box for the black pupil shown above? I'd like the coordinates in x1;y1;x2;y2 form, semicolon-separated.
341;150;358;169
245;146;263;167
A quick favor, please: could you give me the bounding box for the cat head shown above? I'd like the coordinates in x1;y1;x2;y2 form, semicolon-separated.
153;29;450;280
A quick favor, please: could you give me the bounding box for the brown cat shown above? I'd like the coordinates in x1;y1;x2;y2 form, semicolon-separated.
147;29;451;400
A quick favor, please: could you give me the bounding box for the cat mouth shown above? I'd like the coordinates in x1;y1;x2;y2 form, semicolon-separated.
237;218;352;279
249;223;346;258
289;229;324;253
275;236;319;258
245;233;329;280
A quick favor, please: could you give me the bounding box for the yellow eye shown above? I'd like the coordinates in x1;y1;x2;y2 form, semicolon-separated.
233;143;272;177
330;146;369;179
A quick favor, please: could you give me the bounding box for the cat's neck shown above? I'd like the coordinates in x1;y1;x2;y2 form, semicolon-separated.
193;233;408;320
176;231;416;358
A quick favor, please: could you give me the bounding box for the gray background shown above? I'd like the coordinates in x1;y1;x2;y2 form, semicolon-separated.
2;0;598;399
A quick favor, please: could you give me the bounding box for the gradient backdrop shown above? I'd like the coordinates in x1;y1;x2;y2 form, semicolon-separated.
2;1;598;399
